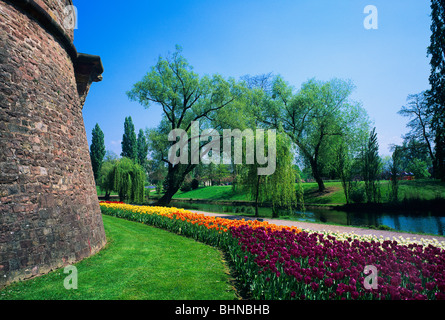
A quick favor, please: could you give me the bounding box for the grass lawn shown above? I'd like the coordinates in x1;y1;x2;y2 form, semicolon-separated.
172;183;345;204
172;179;445;206
173;186;248;201
0;215;238;300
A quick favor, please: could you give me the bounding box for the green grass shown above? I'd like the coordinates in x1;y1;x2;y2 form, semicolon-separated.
172;179;445;206
173;186;248;201
96;186;118;197
172;183;345;204
0;215;238;300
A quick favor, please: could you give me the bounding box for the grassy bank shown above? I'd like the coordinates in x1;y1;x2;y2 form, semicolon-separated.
0;215;237;300
171;179;445;207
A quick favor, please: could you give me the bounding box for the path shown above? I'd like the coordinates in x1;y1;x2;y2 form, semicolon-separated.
188;210;445;245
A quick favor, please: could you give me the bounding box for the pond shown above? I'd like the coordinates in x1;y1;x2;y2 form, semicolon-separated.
168;200;445;236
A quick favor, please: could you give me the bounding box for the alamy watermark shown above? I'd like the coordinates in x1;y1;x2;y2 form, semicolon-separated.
364;5;378;30
168;121;277;175
363;265;378;290
63;265;78;290
49;5;78;30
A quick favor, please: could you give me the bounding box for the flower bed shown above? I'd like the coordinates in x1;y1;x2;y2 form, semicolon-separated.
99;202;445;300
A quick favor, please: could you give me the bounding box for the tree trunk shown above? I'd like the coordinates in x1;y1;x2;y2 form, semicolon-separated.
436;132;445;182
254;175;260;217
310;158;325;192
156;184;180;206
155;163;195;206
272;206;279;218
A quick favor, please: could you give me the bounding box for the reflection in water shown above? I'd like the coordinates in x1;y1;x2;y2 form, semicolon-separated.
169;201;445;236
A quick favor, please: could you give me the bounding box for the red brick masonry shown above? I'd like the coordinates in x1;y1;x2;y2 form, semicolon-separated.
0;0;106;288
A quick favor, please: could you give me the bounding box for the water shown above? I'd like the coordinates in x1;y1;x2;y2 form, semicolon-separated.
168;200;445;236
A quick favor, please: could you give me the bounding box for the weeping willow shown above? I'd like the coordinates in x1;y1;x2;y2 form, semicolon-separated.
111;157;145;203
241;130;304;218
262;132;301;217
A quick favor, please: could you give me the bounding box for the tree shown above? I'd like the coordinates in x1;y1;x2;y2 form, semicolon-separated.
111;157;145;203
90;123;106;181
427;0;445;181
362;127;381;203
398;92;435;171
334;141;354;204
240;131;300;217
407;158;431;179
127;46;243;205
389;146;402;203
204;162;218;186
121;116;137;161
263;77;369;192
391;137;433;178
137;129;149;166
97;159;116;200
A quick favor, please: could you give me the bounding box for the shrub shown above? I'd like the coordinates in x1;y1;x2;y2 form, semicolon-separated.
191;179;199;190
350;187;366;204
180;181;192;192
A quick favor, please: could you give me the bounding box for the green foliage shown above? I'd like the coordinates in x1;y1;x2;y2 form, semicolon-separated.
90;123;106;180
191;178;199;190
111;157;145;203
407;158;431;179
180;180;192;192
127;46;243;205
334;142;353;204
398;92;435;166
362;127;382;203
262;133;300;217
350;187;366;204
97;159;116;200
240;131;300;217
262;76;370;192
156;181;163;194
121;116;137;161
137;129;148;166
390;146;402;203
427;0;445;181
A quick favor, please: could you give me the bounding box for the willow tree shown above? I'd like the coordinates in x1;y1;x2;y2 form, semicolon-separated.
121;116;137;161
240;131;302;218
262;77;370;192
263;133;302;217
111;157;145;203
127;46;243;205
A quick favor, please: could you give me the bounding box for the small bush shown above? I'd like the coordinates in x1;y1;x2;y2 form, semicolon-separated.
191;179;199;190
180;181;192;192
350;187;366;204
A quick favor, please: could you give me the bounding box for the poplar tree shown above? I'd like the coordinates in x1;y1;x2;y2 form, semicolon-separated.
137;129;148;166
90;123;106;180
362;127;381;203
121;116;137;161
427;0;445;181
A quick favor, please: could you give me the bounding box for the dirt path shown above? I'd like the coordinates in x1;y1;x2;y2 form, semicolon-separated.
188;210;445;245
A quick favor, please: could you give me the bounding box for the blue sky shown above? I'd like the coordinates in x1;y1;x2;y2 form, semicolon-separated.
73;0;432;157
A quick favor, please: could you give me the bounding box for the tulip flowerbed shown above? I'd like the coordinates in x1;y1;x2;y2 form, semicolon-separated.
99;202;445;300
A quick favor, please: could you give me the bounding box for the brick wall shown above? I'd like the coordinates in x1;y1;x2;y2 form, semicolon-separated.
0;0;106;288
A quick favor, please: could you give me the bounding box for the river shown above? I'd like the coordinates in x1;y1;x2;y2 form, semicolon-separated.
168;200;445;236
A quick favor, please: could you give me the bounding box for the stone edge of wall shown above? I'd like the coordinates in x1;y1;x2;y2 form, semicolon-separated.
9;0;104;96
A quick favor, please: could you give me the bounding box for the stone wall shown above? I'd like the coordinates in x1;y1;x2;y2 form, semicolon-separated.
0;0;106;288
